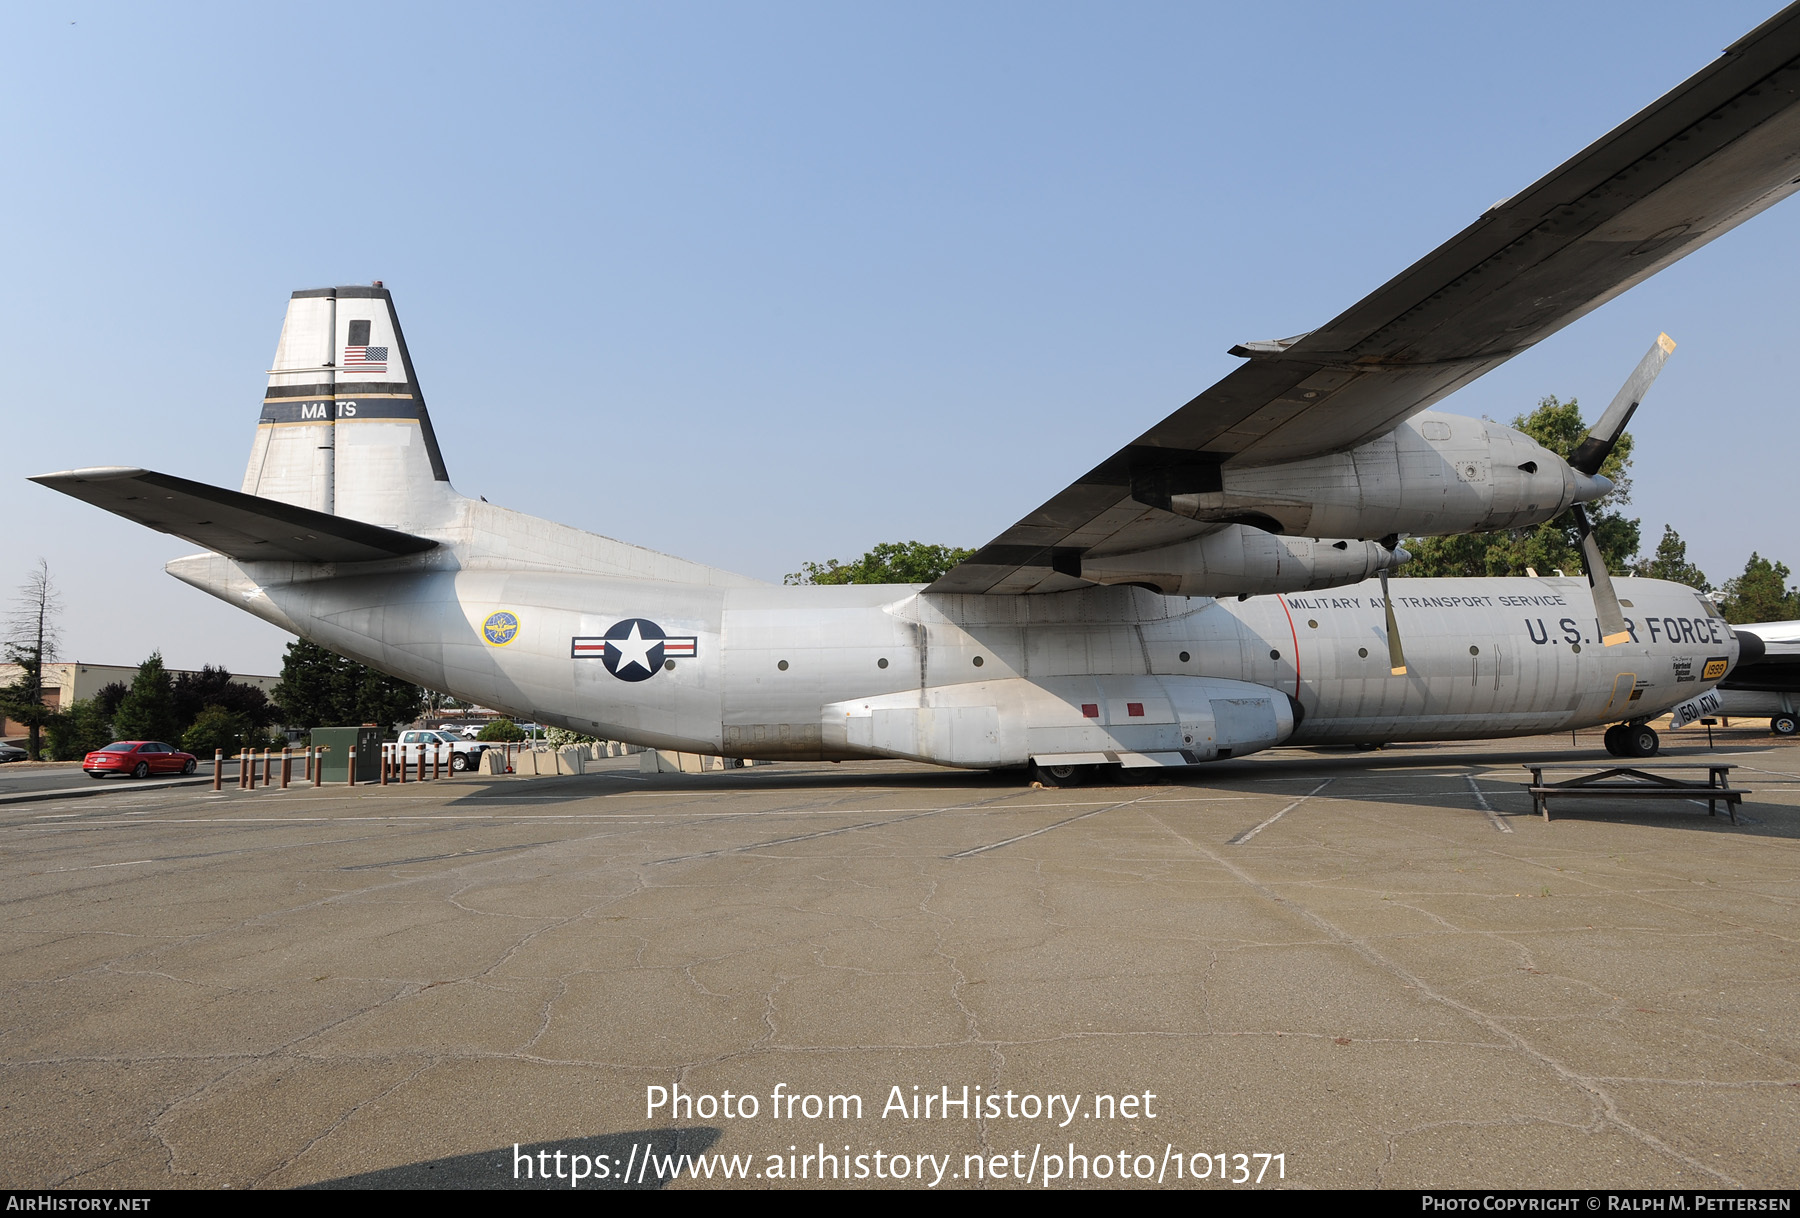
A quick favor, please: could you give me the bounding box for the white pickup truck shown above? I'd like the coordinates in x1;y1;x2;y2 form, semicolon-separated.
394;729;492;772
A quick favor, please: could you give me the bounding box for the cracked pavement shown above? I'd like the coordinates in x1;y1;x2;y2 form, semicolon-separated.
2;730;1796;1189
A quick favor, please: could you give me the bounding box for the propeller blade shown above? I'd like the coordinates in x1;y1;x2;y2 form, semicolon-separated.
1574;504;1633;646
1569;332;1675;476
1379;566;1407;675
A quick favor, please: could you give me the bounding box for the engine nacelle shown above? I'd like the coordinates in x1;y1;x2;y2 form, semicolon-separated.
1164;410;1606;539
1081;525;1402;597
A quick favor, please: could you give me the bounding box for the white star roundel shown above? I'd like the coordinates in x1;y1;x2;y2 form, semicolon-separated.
572;619;698;681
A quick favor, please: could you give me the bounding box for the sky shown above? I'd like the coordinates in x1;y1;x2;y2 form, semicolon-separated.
3;1;1797;676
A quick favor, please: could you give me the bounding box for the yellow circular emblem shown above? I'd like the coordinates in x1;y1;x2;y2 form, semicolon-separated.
483;611;520;646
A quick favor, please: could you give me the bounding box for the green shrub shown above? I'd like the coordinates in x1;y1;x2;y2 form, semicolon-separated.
45;699;114;761
477;718;527;742
182;706;253;757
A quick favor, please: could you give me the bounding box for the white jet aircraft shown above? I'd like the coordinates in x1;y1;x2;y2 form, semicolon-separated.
34;6;1800;783
1675;620;1800;735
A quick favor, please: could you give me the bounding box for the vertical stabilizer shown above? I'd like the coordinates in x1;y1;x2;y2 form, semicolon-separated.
241;285;456;531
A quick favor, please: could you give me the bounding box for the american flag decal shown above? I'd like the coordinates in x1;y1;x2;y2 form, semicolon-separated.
343;345;389;373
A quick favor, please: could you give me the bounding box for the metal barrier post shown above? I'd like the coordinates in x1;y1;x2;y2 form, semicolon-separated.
433;745;442;780
313;746;325;787
213;750;223;792
418;747;426;783
380;744;389;785
347;752;357;786
305;747;313;782
281;748;291;789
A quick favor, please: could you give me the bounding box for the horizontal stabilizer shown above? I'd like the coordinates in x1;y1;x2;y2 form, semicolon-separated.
32;467;439;564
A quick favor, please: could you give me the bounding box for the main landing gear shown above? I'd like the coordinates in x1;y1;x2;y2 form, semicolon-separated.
1603;723;1660;758
1033;762;1089;788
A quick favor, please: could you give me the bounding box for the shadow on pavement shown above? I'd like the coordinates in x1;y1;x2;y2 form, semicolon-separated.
304;1126;724;1189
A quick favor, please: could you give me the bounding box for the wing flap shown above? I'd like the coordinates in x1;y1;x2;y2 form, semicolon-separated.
33;467;440;564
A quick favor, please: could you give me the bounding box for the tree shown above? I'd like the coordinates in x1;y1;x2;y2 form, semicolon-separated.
1631;525;1711;591
272;639;423;731
1404;397;1639;578
112;653;183;743
0;559;63;760
1716;553;1800;624
93;682;130;722
785;541;975;586
171;665;279;731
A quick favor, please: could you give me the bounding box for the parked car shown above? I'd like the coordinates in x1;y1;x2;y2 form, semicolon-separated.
393;729;490;772
84;741;198;779
0;742;27;763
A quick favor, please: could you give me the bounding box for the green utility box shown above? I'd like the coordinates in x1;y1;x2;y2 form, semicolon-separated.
310;727;384;783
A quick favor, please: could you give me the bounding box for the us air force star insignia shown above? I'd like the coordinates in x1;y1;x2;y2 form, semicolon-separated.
572;619;699;682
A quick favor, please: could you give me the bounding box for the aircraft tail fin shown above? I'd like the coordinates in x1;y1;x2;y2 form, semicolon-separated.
241;285;459;531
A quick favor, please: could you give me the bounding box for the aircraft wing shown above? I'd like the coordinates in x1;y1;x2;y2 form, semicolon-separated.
931;5;1800;595
32;467;440;564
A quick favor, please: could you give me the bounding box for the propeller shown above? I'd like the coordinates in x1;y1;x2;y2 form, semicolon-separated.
1378;535;1409;675
1569;333;1675;647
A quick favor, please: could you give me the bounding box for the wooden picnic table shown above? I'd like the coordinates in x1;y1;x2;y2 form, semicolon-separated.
1521;761;1747;824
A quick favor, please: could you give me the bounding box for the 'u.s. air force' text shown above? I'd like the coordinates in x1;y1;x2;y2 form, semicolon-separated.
1285;595;1730;648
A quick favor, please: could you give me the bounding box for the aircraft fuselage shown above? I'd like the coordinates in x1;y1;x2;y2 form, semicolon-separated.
169;550;1734;768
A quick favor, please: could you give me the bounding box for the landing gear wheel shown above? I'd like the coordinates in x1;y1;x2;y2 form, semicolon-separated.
452;752;472;772
132;762;149;779
1772;713;1798;737
1033;762;1086;788
1603;725;1628;757
1624;725;1660;758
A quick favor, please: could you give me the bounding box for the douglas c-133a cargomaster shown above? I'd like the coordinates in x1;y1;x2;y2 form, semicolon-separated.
35;5;1800;783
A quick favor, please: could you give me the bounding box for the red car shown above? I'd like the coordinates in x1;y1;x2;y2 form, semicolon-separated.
84;741;198;779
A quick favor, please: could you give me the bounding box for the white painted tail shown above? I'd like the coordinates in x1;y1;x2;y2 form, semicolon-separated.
241;285;459;532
